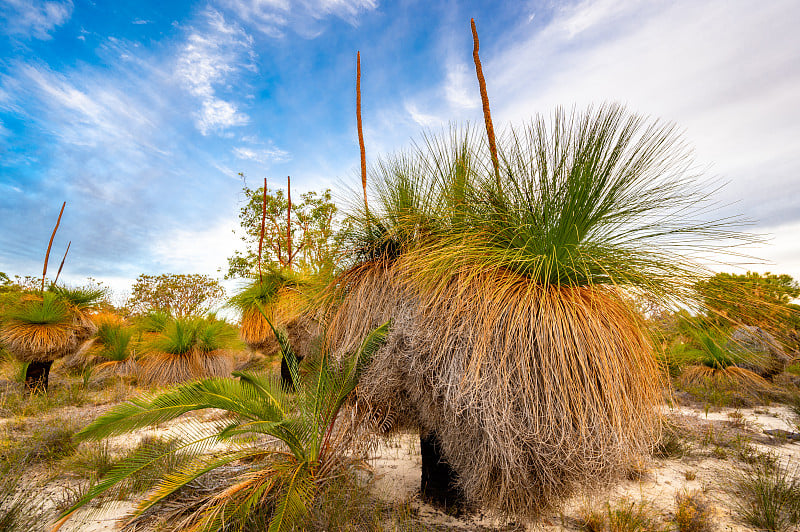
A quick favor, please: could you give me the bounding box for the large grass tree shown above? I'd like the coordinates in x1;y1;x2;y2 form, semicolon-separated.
327;104;752;519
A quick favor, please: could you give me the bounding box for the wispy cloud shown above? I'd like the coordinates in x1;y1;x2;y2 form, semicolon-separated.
444;62;479;110
217;0;377;37
233;143;290;164
479;0;800;229
403;101;442;128
0;0;73;40
175;9;255;135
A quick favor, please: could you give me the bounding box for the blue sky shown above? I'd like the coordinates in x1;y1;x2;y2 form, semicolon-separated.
1;0;799;301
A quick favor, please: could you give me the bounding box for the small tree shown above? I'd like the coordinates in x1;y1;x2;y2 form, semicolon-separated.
226;182;344;278
126;274;225;318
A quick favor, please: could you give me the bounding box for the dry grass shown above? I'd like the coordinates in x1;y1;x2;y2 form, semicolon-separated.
328;262;664;521
579;499;665;532
674;491;714;532
137;349;232;386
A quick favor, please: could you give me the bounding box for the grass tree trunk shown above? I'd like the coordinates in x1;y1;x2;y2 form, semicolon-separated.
280;355;294;391
420;430;465;511
25;360;53;393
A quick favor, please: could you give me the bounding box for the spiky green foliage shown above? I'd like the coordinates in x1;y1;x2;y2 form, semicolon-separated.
733;461;800;531
135;309;171;333
93;322;134;362
676;328;773;400
148;317;236;355
227;268;300;316
0;293;75;362
4;292;70;325
138;316;238;385
346;105;751;300
227;268;320;354
48;284;107;312
55;321;390;532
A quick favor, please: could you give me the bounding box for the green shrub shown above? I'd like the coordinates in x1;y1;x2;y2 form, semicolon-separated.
733;461;800;531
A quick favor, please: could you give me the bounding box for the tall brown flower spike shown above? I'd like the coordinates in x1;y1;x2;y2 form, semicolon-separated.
471;18;500;186
286;175;293;270
42;201;66;292
258;177;267;283
54;241;71;285
357;51;368;213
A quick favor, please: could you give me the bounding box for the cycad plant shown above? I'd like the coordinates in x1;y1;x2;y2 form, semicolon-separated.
54;321;390;531
138;316;237;386
327;104;752;520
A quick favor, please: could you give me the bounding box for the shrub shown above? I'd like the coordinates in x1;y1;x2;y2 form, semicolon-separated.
733;460;800;531
674;491;713;532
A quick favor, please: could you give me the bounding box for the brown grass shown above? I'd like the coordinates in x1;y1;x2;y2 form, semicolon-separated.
326;261;664;521
239;287;320;358
678;365;773;399
137;349;233;386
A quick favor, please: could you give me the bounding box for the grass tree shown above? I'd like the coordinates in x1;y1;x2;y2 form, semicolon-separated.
86;320;137;378
327;104;752;519
0;285;105;391
228;268;320;385
138;316;238;386
54;321;389;531
675;329;773;401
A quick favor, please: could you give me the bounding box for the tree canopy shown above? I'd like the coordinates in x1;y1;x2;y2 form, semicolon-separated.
225;181;344;278
696;271;800;348
126;274;225;317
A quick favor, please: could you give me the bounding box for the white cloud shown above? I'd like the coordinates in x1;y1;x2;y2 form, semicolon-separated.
150;218;240;275
0;0;73;40
217;0;377;37
198;99;249;135
0;119;9;138
478;0;800;231
175;9;255;135
403;101;442;128
233;143;290;164
444;62;479;110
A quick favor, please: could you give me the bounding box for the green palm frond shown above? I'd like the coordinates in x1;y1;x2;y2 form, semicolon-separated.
254;300;300;388
56;320;390;532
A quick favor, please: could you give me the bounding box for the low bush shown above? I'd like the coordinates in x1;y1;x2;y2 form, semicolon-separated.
674;491;713;532
733;460;800;531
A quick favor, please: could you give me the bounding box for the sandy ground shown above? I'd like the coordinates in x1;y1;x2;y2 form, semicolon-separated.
363;405;800;531
12;402;800;531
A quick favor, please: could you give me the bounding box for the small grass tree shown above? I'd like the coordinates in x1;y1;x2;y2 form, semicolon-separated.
0;285;105;391
137;316;238;386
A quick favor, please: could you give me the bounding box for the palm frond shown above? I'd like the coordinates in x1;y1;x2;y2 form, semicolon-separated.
57;321;390;531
